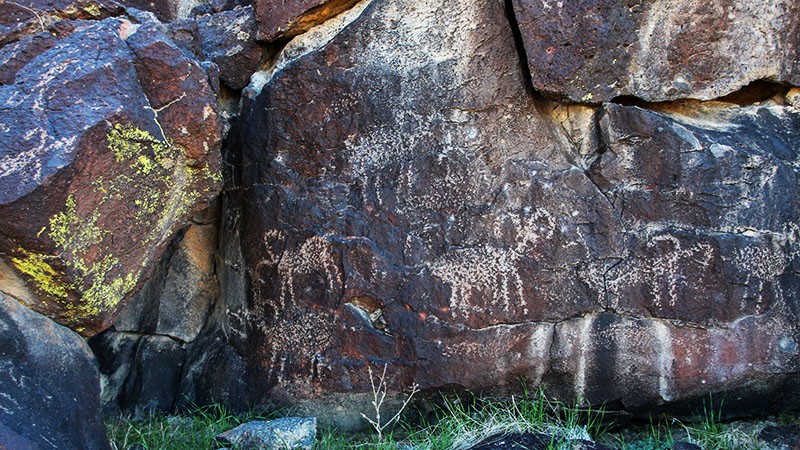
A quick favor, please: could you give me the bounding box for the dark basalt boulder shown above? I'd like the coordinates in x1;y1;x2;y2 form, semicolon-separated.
90;211;219;415
12;0;793;430
195;6;262;90
0;32;58;85
0;16;222;335
0;0;124;46
594;101;800;325
759;424;800;450
469;433;615;450
226;0;580;402
510;0;800;102
0;292;110;450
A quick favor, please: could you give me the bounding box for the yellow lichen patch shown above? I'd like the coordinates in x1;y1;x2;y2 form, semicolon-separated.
133;184;166;222
144;164;200;246
48;194;104;252
83;272;138;313
202;164;223;184
92;177;106;193
134;154;156;175
48;194;76;248
82;3;102;17
15;120;219;327
72;253;138;315
10;250;73;300
44;194;137;317
106;124;173;171
107;124;201;240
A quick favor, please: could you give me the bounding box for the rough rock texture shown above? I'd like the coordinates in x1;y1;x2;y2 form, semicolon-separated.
0;292;110;450
0;0;124;46
14;0;793;428
671;443;702;450
89;210;218;414
0;16;222;334
511;0;800;102
759;424;800;450
115;0;216;22
115;208;218;341
593;101;800;326
0;33;58;85
469;433;613;450
220;0;578;404
195;6;262;90
254;0;361;41
215;417;317;450
163;0;800;417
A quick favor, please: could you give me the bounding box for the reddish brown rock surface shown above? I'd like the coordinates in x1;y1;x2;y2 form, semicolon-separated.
253;0;361;41
2;0;799;431
511;0;800;102
0;0;124;45
0;16;222;335
119;0;797;423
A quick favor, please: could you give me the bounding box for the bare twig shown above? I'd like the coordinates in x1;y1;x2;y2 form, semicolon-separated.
359;363;420;441
6;1;47;31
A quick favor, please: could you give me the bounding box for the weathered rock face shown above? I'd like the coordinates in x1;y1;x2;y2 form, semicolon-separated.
253;0;361;41
0;14;222;334
511;0;800;102
0;0;125;46
115;0;217;22
545;100;800;409
195;6;262;90
89;208;218;414
215;417;317;450
594;101;800;325
0;292;110;450
174;0;800;415
229;0;581;400
114;207;218;341
7;0;797;427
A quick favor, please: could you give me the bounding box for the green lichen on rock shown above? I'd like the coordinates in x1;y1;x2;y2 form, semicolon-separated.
10;249;73;300
105;123;218;232
82;3;102;17
133;188;163;219
201;164;223;184
135;154;156;175
41;193;140;318
107;124;175;176
12;121;218;328
108;124;167;162
70;253;138;316
48;194;104;252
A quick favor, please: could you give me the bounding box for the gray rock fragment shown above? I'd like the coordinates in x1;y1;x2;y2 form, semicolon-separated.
216;417;317;450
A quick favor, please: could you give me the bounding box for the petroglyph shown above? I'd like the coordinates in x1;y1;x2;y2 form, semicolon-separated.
607;233;715;312
428;207;558;319
275;236;342;315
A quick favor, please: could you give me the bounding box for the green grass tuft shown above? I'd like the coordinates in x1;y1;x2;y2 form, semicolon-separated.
106;404;275;450
107;393;790;450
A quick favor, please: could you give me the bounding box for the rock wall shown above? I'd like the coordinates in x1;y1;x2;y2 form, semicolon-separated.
196;0;800;416
1;0;800;432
